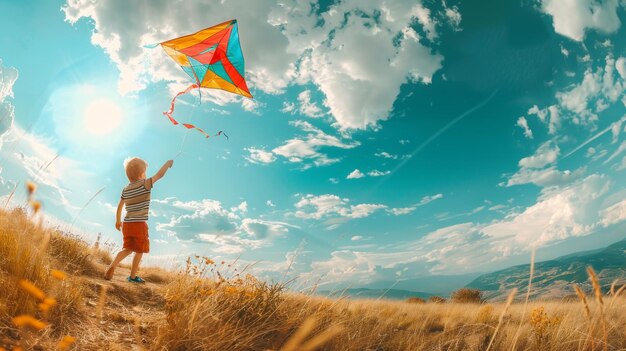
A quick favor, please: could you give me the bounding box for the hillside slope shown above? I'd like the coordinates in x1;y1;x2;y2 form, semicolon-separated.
3;207;626;350
467;239;626;300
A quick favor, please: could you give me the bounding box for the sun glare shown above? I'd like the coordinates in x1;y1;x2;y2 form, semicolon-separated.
83;98;123;136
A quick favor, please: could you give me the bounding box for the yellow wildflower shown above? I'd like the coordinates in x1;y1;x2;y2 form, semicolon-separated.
18;279;46;301
12;314;48;330
30;200;42;213
26;181;37;195
51;269;67;280
58;335;76;350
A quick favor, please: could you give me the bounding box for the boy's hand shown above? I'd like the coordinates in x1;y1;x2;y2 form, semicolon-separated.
115;221;122;231
152;160;174;184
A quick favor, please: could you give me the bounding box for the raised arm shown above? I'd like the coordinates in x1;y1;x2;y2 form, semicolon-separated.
151;159;174;185
115;198;124;231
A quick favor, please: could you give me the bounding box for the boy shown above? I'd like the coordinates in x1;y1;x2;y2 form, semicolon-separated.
104;157;173;283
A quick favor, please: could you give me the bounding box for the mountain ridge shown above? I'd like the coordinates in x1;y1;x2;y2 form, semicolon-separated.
466;239;626;300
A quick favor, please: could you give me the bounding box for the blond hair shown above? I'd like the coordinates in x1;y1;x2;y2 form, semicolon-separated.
123;157;148;182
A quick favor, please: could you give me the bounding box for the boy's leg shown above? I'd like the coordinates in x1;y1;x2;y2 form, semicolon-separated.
130;252;143;279
105;249;133;279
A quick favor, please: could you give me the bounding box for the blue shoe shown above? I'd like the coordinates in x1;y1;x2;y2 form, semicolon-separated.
127;276;146;283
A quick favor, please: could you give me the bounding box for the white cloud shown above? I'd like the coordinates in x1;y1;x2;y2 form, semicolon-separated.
611;118;623;143
444;5;462;31
414;3;437;41
231;201;248;214
62;1;297;95
298;20;441;130
346;168;391;179
271;120;359;168
516;116;533;139
0;125;120;244
63;0;455;130
266;200;275;207
244;147;276;164
389;207;415;216
618;155;626;171
155;197;293;253
241;98;263;114
562;116;626;160
349;204;388;219
300;173;623;281
241;218;294;239
346;169;364;179
489;204;507;211
617;57;626;80
367;170;391;177
389;193;443;216
391;175;614;274
98;201;116;214
556;56;625;126
271;0;459;130
195;233;264;254
297;90;324;118
375;151;398;159
507;166;584;187
600;198;626;227
419;193;444;205
506;141;586;187
486;175;610;247
518;141;559;168
351;235;364;241
409;222;488;273
281;101;296;113
0;59;18;137
294;194;386;220
527;104;560;134
306;250;377;285
294;194;345;220
605;141;626;165
0;126;95;212
539;0;622;41
557;69;601;123
156;198;239;240
282;90;326;118
527;105;547;123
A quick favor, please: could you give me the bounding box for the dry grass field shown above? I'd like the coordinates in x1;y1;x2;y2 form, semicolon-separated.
1;202;626;350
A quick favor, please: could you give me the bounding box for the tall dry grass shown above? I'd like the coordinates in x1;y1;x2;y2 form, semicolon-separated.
153;256;626;351
2;195;626;350
0;199;114;349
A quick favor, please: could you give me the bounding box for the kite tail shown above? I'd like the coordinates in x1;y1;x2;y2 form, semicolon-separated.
163;84;228;139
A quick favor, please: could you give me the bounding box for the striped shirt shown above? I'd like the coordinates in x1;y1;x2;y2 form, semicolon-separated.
121;178;152;222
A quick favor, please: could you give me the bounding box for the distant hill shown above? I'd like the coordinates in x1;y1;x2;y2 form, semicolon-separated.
317;288;432;300
467;239;626;300
365;272;484;295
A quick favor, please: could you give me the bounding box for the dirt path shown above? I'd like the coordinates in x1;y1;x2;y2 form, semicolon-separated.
77;264;169;350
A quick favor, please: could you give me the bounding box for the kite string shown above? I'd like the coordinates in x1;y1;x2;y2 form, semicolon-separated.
174;96;197;160
163;84;227;140
173;88;229;160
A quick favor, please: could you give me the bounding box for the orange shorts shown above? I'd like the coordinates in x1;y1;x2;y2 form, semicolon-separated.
122;222;150;253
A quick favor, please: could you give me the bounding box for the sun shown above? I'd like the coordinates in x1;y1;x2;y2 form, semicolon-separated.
83;98;123;136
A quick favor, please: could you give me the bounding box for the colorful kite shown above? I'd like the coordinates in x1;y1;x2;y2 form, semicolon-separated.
155;19;252;138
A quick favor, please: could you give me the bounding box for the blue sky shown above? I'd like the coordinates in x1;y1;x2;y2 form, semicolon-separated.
1;0;626;291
